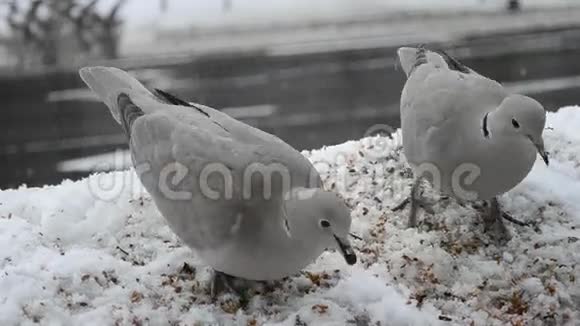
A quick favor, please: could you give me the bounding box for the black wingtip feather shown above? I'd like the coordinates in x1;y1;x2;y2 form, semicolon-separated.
439;50;471;74
154;88;190;106
154;88;210;118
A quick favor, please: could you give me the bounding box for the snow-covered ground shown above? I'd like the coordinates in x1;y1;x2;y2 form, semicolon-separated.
1;106;579;325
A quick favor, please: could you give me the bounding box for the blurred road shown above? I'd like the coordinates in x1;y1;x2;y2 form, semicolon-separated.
2;23;580;188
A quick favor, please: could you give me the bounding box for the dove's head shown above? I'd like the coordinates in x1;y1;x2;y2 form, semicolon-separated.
495;94;549;165
284;188;357;265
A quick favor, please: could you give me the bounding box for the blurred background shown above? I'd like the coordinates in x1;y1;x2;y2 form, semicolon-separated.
1;0;580;189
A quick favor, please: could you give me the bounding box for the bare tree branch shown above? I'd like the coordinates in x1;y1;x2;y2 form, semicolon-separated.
3;0;129;67
107;0;127;22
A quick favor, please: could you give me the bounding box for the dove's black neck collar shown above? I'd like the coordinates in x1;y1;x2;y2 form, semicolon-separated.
482;112;491;139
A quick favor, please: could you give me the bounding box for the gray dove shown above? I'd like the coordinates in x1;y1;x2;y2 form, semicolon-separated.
79;66;356;294
395;47;548;238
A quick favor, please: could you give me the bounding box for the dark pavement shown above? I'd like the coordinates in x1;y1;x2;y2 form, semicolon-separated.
2;26;580;189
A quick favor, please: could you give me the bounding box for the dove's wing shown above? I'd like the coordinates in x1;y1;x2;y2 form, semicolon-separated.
133;107;321;251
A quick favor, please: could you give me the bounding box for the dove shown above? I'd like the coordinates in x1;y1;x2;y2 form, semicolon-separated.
395;47;548;238
79;66;356;294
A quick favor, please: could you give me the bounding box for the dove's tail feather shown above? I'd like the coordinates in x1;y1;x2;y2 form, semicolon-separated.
79;66;158;125
397;47;428;77
397;46;466;78
117;94;144;139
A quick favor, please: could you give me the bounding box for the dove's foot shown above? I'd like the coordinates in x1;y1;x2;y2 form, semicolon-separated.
210;271;248;299
391;197;410;212
392;178;438;228
392;196;423;228
482;197;512;243
501;211;529;227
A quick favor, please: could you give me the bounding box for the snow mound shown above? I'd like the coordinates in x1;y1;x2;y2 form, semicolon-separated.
1;107;579;325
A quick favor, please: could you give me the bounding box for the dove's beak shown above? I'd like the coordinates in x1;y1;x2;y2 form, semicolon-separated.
334;235;357;265
530;136;549;166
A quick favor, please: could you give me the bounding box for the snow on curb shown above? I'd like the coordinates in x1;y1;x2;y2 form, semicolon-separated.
1;107;579;325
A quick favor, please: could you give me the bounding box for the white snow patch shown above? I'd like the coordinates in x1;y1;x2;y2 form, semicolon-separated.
57;150;132;173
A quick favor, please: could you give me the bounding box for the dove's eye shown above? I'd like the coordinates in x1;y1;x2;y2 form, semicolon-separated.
512;118;520;129
319;219;331;228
